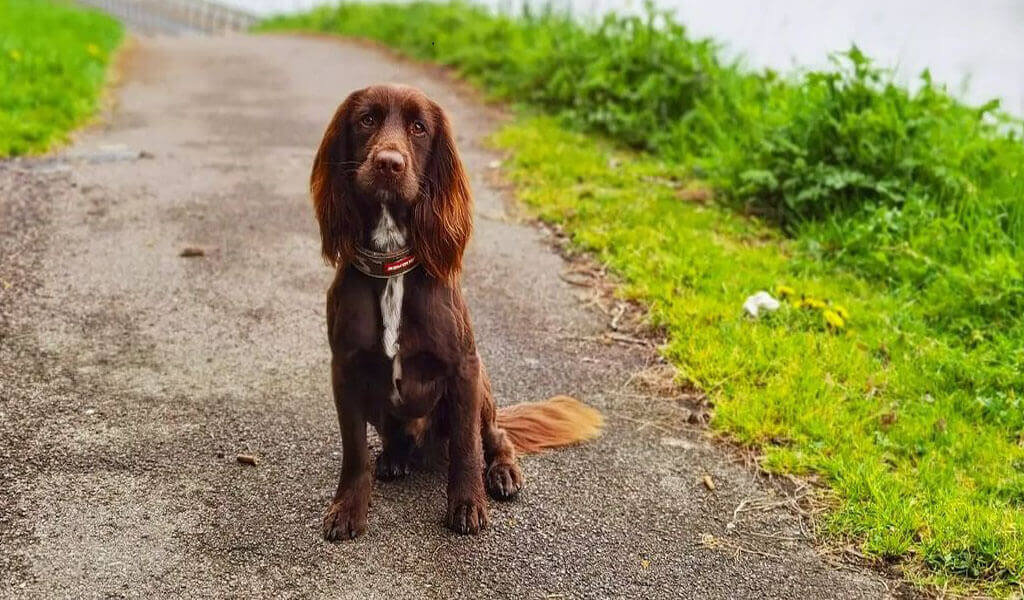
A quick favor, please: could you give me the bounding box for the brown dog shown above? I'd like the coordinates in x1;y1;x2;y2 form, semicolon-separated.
310;84;603;539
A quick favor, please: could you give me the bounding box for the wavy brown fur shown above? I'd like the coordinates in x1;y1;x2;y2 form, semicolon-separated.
496;395;604;454
315;85;602;540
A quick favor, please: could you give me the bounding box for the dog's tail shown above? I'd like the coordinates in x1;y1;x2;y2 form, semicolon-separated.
496;395;603;454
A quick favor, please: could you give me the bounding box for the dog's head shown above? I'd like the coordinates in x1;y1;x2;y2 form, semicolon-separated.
311;84;472;283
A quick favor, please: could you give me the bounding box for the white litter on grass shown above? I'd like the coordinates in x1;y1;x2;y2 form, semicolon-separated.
743;291;780;318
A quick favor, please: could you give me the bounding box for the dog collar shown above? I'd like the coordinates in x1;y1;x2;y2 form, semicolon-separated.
352;246;418;279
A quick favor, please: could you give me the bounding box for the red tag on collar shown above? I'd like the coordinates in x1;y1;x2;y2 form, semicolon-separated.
352;246;418;279
384;255;416;273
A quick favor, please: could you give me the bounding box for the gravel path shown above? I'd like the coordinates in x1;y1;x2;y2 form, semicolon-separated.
0;34;908;599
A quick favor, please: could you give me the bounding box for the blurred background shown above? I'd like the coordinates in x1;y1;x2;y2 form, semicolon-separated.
219;0;1024;115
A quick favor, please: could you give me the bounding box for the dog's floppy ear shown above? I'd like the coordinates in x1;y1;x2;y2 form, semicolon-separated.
311;92;364;267
412;105;472;283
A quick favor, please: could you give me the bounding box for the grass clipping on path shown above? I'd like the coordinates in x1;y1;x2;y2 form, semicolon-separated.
0;0;123;157
261;2;1024;591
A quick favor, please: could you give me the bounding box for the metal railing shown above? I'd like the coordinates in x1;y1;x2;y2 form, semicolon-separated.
78;0;258;34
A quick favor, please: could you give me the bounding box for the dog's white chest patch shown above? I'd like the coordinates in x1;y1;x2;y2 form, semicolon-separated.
372;206;406;252
372;207;406;406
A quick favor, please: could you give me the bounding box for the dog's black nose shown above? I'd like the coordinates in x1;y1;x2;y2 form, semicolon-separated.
375;150;406;174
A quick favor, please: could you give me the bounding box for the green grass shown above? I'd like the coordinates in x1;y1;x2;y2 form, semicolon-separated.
497;120;1024;592
0;0;123;157
260;2;1024;591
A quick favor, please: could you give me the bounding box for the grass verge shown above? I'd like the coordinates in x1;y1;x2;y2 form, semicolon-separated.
260;2;1024;592
0;0;123;157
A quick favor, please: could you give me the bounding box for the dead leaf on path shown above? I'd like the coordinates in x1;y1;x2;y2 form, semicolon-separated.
558;272;594;287
179;246;205;258
679;405;712;425
633;363;680;397
609;302;626;330
236;453;258;466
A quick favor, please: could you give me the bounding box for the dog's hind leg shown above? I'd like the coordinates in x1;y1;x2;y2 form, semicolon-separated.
479;367;524;500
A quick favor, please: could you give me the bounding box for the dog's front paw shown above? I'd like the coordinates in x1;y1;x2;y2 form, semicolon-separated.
445;497;489;535
486;461;523;500
322;487;369;541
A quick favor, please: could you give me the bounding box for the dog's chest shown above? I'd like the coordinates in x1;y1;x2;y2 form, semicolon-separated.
372;208;406;406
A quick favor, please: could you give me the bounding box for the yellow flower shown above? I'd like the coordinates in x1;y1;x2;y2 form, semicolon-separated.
87;43;101;57
8;49;21;62
775;284;795;298
824;309;845;329
833;305;850;320
798;297;826;310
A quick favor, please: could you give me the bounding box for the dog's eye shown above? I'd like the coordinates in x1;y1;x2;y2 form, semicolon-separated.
410;121;427;136
359;114;375;128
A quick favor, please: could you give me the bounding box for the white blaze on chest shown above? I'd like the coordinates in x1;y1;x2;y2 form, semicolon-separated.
371;207;406;405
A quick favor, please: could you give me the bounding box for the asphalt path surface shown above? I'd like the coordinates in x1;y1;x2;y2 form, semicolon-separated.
0;34;910;599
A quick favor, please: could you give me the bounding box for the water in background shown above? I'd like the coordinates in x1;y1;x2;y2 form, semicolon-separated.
232;0;1024;116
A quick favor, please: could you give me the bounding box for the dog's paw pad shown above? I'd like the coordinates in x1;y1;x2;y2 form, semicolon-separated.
486;462;523;500
445;499;489;535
